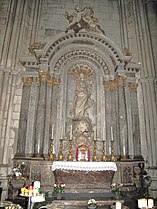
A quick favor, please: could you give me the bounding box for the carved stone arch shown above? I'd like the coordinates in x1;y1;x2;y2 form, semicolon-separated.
34;32;125;74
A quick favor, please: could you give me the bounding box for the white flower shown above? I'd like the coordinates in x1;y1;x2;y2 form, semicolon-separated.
88;199;97;206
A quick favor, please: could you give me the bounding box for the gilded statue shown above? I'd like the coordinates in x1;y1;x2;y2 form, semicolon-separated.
64;6;105;34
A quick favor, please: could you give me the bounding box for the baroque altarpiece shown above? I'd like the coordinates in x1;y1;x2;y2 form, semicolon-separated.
12;6;144;197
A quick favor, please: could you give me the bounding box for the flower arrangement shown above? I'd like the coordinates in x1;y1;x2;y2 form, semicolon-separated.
111;182;123;192
53;182;65;193
12;162;25;177
87;199;97;207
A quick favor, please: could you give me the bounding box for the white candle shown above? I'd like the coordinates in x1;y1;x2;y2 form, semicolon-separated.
116;201;122;209
148;198;154;208
70;125;72;140
102;126;105;141
111;126;114;141
51;124;54;139
123;145;126;156
61;125;64;139
94;126;96;140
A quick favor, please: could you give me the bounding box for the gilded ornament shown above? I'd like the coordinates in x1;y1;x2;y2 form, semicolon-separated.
22;77;33;86
103;80;111;91
47;77;60;86
116;75;127;86
70;64;94;80
123;47;132;56
28;42;41;54
128;83;138;93
103;75;127;91
38;71;48;82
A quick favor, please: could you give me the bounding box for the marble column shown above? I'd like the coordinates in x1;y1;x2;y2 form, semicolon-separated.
15;77;32;157
128;82;143;160
117;75;128;159
2;73;17;164
111;86;120;156
125;82;134;158
34;70;47;157
103;79;112;156
42;78;52;160
0;71;10;160
25;77;38;157
43;76;60;159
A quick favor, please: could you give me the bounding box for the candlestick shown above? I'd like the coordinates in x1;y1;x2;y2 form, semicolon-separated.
48;139;55;161
92;140;98;161
111;126;114;141
58;139;64;161
101;141;107;161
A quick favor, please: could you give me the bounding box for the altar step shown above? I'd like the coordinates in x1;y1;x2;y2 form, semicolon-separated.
52;192;115;200
50;193;137;208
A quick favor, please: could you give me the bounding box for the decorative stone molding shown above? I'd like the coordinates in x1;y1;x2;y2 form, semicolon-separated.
54;49;108;72
34;32;123;65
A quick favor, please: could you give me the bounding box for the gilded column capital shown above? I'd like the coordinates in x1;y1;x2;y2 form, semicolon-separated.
116;75;127;86
47;76;60;86
22;77;33;86
103;76;127;91
103;80;111;91
128;83;138;93
38;70;48;82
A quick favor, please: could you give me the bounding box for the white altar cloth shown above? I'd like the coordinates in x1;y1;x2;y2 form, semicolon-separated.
52;161;117;171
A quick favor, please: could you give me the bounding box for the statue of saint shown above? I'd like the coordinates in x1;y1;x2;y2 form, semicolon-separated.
73;73;94;118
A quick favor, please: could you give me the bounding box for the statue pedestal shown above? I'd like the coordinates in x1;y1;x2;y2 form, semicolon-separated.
52;161;117;193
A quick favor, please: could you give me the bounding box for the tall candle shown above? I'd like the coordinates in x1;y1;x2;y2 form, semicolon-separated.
51;124;54;139
61;125;64;139
111;126;113;141
102;126;105;141
70;124;72;140
94;126;96;140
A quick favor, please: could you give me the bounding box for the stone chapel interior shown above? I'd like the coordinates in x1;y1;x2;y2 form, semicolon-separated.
0;0;157;209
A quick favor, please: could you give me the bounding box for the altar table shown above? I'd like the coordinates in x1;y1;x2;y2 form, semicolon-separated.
52;162;117;193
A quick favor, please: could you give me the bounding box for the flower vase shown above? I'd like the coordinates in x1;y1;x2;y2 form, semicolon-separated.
56;192;62;200
115;191;120;199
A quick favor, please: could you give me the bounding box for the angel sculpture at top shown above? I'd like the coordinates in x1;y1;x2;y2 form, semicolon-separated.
64;6;105;34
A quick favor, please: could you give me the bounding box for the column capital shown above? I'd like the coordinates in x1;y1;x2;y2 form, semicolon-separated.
22;77;33;86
